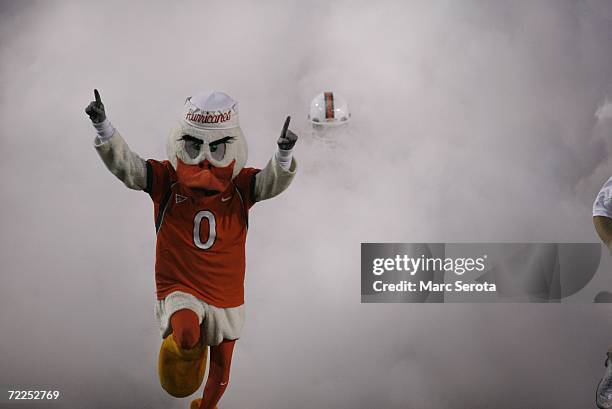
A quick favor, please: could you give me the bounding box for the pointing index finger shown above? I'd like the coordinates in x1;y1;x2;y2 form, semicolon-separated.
94;89;101;106
281;116;291;138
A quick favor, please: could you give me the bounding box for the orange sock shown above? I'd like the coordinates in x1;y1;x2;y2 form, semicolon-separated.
199;339;236;409
170;309;200;350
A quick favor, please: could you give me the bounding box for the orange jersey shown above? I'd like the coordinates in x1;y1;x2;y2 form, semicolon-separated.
144;160;260;308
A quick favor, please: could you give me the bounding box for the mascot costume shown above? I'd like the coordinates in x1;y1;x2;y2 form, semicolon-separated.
85;89;297;409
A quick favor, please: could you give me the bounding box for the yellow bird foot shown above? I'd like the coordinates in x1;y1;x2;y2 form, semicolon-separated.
158;335;207;398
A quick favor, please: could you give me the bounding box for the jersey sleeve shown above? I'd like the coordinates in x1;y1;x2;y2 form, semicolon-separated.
143;159;175;204
234;167;261;210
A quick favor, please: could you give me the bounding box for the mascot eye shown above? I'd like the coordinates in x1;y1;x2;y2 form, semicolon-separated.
209;136;234;161
181;135;203;159
181;135;202;145
208;136;235;152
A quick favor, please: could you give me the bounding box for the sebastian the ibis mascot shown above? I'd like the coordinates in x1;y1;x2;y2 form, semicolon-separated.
85;89;297;409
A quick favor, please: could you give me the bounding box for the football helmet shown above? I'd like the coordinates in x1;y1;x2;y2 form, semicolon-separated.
308;92;350;127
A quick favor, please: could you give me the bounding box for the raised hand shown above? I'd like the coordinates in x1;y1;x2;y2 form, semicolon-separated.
85;89;106;123
277;116;298;150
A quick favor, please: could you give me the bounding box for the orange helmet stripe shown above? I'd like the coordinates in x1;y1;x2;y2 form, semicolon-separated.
324;92;334;119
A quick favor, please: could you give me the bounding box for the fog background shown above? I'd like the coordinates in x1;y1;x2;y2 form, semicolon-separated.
1;0;612;408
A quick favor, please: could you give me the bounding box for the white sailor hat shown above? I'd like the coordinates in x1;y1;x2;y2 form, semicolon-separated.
182;91;240;130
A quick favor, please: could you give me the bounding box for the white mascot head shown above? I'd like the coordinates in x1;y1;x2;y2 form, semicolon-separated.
167;91;248;181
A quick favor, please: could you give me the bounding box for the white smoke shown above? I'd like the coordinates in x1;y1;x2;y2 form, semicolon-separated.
1;1;612;408
597;98;612;122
